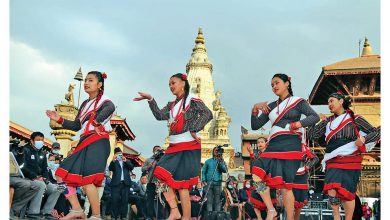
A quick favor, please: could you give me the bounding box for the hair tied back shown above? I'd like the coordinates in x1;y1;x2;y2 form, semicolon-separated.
102;72;107;79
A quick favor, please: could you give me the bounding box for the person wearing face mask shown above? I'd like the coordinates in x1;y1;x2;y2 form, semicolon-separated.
50;142;61;156
109;147;134;220
223;177;241;220
238;180;257;219
21;132;61;219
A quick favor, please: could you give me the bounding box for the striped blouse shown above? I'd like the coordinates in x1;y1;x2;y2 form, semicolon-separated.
251;95;320;130
148;97;213;135
307;114;380;145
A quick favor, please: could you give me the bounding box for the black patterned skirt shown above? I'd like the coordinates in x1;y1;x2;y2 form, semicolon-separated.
153;141;201;190
323;168;360;201
292;172;309;209
252;134;302;190
250;189;277;210
55;133;110;187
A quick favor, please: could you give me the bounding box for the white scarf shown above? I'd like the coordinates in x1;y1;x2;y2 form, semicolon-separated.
78;94;114;133
321;113;376;171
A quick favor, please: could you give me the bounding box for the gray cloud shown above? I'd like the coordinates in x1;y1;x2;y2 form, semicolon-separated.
10;0;380;172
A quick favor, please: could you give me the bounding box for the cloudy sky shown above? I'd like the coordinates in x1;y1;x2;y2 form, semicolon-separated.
10;1;380;163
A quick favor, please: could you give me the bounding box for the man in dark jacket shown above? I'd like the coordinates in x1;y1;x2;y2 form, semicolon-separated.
109;147;134;220
22;131;60;219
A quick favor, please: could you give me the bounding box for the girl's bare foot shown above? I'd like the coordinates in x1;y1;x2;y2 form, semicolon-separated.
60;209;86;220
266;209;277;220
167;206;182;220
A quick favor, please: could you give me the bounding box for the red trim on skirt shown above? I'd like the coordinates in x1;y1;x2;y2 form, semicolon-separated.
294;200;308;209
323;183;355;201
252;166;294;190
56;167;105;187
72;133;109;155
165;140;200;154
55;133;109;187
153;166;199;190
260;151;304;160
250;197;278;210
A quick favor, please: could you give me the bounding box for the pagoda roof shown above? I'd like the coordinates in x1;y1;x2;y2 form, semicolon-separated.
322;55;380;74
309;38;380;105
309;56;380;105
110;115;136;141
123;143;145;167
9;120;54;147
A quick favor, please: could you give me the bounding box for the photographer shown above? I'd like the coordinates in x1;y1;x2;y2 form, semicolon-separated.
142;145;165;220
201;146;227;212
109;147;134;220
21;132;61;219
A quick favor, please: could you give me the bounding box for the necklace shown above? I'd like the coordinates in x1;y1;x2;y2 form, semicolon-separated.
328;112;348;131
169;98;185;127
276;97;291;115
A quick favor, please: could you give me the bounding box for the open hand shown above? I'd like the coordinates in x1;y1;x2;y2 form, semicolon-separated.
46;110;60;121
133;92;152;101
319;113;327;121
246;145;253;154
253;102;271;114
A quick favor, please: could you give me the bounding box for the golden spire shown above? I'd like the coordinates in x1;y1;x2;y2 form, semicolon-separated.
362;37;374;56
195;27;205;44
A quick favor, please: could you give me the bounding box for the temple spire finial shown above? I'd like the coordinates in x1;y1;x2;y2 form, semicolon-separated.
195;27;205;44
362;37;374;56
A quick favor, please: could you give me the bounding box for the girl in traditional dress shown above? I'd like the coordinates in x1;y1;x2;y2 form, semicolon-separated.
251;73;320;220
247;137;277;220
308;92;380;220
46;71;115;220
133;73;213;220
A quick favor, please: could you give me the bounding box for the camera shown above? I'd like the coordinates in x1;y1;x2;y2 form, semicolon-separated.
216;146;224;156
154;149;165;160
215;144;229;157
10;139;21;148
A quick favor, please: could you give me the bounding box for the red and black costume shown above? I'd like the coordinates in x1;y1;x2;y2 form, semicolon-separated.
308;112;380;201
148;94;212;189
251;95;319;189
55;95;115;187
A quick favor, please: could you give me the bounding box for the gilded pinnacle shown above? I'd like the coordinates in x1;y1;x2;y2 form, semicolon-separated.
195;27;205;44
362;37;374;56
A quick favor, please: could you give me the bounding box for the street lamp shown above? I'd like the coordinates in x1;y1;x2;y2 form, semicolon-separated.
74;67;83;109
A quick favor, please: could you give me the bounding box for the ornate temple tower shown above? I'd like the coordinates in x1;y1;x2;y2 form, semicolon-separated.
186;28;235;168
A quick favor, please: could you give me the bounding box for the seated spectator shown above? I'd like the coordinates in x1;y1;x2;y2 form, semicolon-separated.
50;142;61;157
224;177;241;220
190;181;204;220
128;181;145;218
10;142;39;218
239;180;257;220
21;131;61;219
